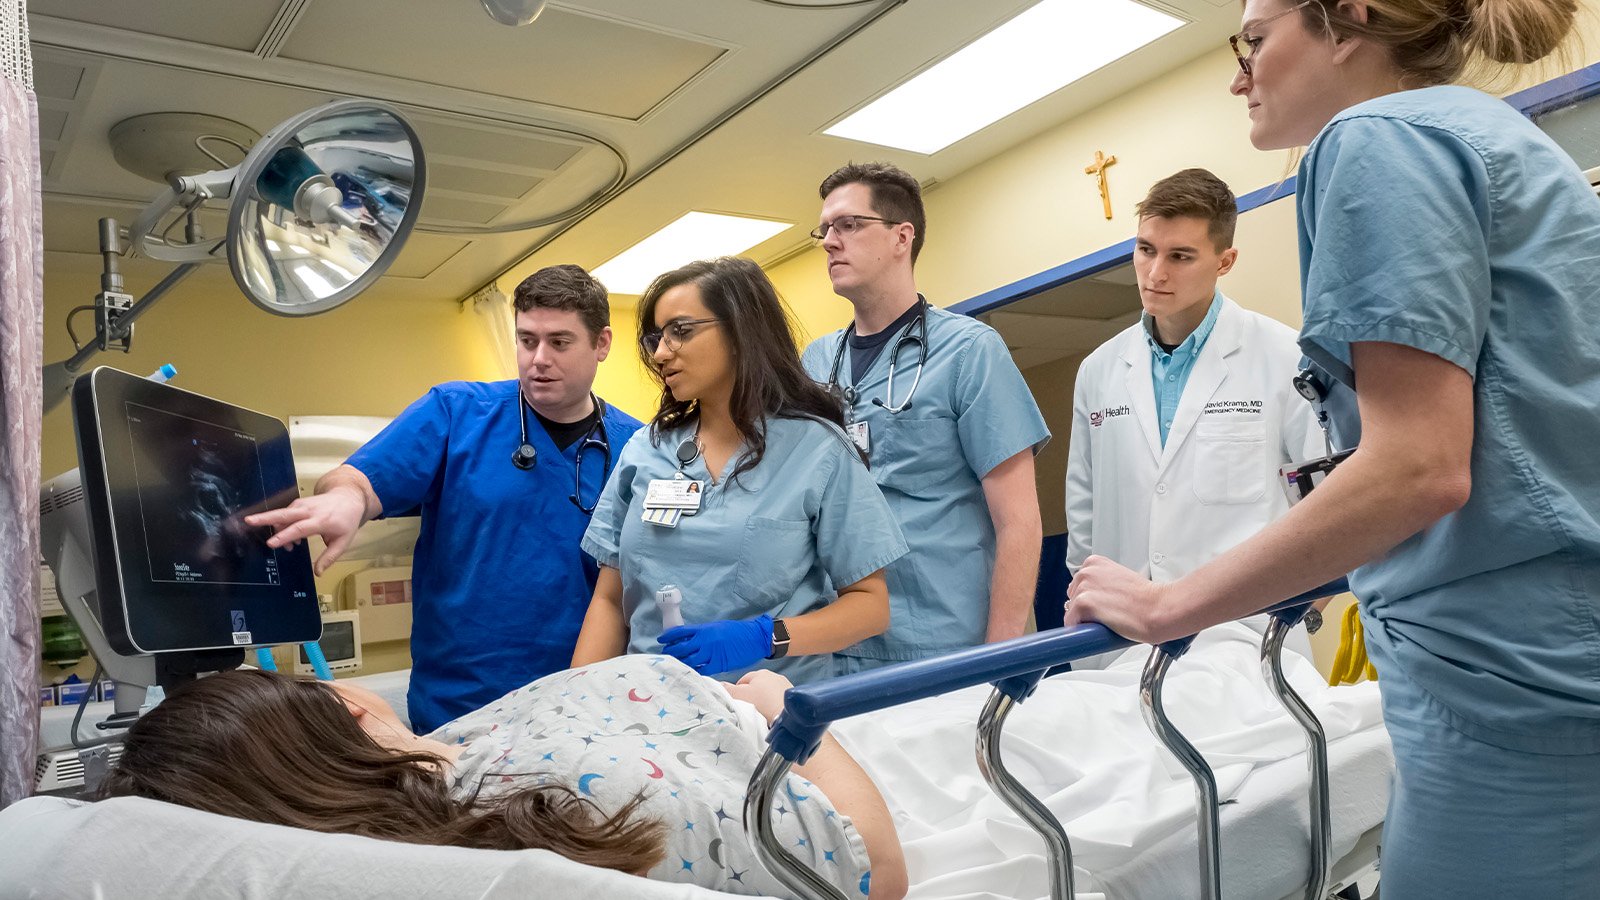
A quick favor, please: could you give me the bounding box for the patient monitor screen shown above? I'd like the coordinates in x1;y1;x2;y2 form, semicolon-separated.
127;403;282;587
75;367;320;655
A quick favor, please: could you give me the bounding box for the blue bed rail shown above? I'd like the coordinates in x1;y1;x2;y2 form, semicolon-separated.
746;577;1352;900
766;578;1349;765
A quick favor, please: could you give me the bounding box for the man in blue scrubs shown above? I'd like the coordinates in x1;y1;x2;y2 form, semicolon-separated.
249;265;643;731
801;162;1050;672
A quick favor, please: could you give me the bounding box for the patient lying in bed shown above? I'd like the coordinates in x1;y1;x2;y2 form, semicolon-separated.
99;655;907;900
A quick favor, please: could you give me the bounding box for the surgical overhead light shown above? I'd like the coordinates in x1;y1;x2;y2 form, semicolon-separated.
43;99;428;411
481;0;546;26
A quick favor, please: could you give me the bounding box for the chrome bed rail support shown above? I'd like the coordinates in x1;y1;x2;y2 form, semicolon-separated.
1262;613;1333;900
746;750;847;900
975;673;1075;900
1140;645;1223;900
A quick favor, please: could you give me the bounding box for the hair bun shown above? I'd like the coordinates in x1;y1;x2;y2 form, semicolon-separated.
1461;0;1577;64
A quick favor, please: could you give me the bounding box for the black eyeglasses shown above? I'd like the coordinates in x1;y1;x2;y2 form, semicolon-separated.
641;317;720;355
1229;0;1315;76
809;215;901;243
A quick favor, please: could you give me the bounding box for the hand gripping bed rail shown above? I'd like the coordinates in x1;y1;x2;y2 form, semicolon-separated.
1139;578;1349;900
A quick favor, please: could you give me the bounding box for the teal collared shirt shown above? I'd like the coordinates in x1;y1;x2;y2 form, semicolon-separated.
1145;291;1223;446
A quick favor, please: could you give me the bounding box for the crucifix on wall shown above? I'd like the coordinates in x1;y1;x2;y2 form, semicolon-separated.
1084;150;1117;220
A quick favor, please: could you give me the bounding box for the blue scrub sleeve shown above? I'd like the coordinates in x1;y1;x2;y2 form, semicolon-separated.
952;329;1051;478
346;387;454;516
813;437;909;588
1297;116;1492;385
580;431;646;568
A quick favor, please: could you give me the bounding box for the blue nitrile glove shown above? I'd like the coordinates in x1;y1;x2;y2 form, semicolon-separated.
658;615;775;675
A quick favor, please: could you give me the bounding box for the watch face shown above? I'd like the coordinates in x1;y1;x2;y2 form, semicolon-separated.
1304;609;1324;634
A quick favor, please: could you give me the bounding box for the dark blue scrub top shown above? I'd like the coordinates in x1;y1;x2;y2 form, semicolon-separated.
348;380;643;731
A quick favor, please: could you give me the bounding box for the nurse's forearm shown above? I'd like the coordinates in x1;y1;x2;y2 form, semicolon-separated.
982;451;1044;642
571;567;628;667
987;522;1041;642
1150;342;1473;641
785;571;890;656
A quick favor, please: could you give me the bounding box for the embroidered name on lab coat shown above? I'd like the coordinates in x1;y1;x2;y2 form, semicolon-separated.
1202;400;1265;415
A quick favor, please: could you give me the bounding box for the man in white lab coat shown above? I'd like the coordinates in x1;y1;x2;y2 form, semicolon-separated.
1065;168;1323;666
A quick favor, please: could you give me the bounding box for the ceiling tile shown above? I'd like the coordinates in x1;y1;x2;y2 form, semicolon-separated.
279;1;723;119
386;233;470;280
420;194;512;226
428;163;544;199
38;107;68;141
31;0;282;52
412;117;583;172
32;59;85;101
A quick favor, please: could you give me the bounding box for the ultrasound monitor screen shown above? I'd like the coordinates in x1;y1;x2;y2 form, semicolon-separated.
127;402;282;587
74;367;320;655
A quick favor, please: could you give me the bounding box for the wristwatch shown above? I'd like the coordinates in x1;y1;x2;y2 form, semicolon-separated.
1303;608;1324;635
767;618;792;659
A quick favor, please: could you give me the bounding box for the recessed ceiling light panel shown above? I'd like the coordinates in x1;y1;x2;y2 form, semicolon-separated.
594;211;792;295
825;0;1185;154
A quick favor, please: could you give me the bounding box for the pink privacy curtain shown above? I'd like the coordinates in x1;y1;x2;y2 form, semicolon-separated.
0;0;42;809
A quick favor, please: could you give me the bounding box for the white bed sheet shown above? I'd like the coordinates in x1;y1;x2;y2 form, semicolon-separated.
19;626;1390;900
0;794;768;900
828;623;1392;900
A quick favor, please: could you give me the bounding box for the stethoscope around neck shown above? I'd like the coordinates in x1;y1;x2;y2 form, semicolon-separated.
512;392;611;513
826;298;929;414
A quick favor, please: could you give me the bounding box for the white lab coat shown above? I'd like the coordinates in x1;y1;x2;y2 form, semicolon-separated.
1065;295;1324;667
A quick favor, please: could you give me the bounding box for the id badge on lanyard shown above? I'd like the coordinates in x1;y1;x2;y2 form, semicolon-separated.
643;441;705;528
845;420;870;456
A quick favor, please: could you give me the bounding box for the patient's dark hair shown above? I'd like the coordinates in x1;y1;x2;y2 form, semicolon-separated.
97;668;665;873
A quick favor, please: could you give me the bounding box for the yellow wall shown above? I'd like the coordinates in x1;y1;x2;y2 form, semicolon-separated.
39;256;505;479
595;300;662;421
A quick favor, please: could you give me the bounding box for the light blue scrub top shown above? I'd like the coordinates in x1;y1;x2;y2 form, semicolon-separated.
348;380;643;733
1146;291;1223;446
803;304;1051;662
1297;85;1600;753
581;415;908;685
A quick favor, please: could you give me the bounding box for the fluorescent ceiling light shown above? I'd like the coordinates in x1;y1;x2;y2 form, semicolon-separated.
824;0;1184;154
594;211;791;295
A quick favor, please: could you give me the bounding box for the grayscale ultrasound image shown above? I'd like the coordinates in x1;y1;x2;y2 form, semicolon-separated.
125;403;281;586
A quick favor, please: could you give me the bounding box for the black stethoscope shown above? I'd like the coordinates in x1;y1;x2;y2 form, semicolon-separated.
512;392;612;514
826;298;928;414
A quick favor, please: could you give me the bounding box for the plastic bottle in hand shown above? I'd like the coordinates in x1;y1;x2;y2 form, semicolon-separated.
657;584;684;630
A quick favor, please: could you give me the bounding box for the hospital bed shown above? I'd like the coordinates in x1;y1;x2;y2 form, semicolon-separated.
5;584;1386;900
749;579;1385;900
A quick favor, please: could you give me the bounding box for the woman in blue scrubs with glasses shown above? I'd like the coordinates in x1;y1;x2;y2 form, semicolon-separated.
572;256;908;685
1065;0;1600;895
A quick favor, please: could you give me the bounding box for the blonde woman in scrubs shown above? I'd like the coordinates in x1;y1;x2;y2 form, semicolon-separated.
1065;1;1600;895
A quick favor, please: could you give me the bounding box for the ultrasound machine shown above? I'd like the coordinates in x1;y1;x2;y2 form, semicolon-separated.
39;367;323;783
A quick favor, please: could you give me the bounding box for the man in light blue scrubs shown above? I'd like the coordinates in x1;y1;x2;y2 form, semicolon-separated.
249;266;642;732
802;162;1050;673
